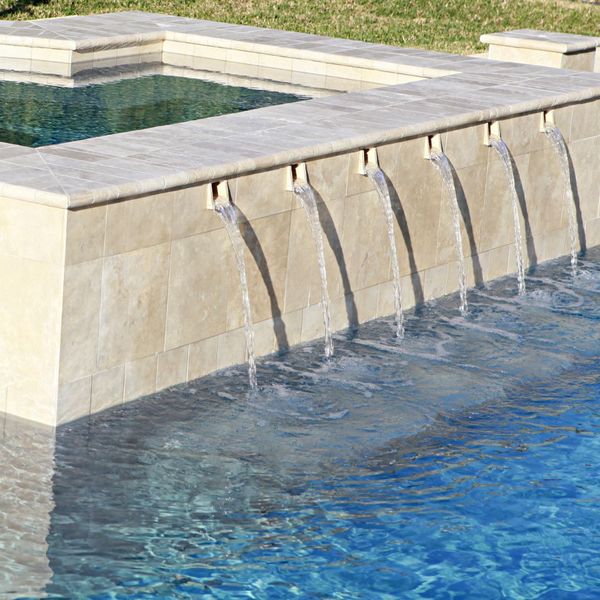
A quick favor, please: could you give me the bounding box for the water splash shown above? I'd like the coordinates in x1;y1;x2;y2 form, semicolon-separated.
365;166;404;337
544;125;578;274
293;182;334;358
215;202;257;389
430;151;468;315
489;137;526;295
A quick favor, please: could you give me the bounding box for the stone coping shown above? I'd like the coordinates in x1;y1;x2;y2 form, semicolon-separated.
0;12;598;209
480;30;600;55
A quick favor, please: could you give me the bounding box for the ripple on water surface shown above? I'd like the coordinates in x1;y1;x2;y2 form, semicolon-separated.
1;249;599;599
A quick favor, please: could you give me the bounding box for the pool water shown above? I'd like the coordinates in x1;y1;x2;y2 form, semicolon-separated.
1;249;599;598
0;75;307;147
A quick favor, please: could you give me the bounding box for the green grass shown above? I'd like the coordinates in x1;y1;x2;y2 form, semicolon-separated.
0;0;598;54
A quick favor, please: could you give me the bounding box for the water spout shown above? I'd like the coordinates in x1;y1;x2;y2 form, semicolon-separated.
430;151;468;315
215;201;258;389
293;182;334;358
544;124;579;274
365;165;405;337
489;136;526;294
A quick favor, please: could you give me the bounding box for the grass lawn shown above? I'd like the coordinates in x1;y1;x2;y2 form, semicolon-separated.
0;0;598;54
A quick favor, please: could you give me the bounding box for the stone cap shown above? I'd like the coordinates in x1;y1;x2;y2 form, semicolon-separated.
480;30;600;54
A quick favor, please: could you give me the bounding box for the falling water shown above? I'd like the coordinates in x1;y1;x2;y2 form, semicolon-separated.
215;202;257;388
489;137;526;294
293;182;334;358
545;125;579;274
365;166;404;337
430;151;468;315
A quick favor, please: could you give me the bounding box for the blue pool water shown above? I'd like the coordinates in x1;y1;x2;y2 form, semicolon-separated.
0;75;306;147
1;249;599;598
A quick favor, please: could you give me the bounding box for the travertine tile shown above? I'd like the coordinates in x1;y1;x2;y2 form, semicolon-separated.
98;243;170;369
59;259;102;384
216;328;246;370
156;345;189;390
57;377;91;425
65;205;106;265
124;354;157;402
188;336;219;381
166;229;233;349
0;197;65;264
105;191;173;255
91;365;125;413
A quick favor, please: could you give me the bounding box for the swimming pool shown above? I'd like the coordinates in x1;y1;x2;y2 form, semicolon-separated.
0;75;306;147
1;249;599;598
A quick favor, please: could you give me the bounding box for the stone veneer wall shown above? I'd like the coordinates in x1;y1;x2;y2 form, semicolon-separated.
2;100;597;426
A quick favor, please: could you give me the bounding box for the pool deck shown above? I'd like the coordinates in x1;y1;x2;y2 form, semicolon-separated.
0;11;597;208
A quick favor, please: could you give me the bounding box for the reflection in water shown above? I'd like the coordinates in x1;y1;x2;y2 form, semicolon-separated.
1;249;599;598
0;418;54;599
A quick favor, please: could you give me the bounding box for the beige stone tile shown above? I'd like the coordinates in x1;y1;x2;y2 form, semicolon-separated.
227;211;290;329
5;379;57;427
524;148;566;241
291;71;327;89
232;169;293;221
353;285;380;325
216;328;246;370
562;51;595;72
188;336;219;381
105;192;173;255
0;197;65;264
0;255;63;413
330;294;351;332
401;273;419;312
444;125;490;170
565;136;600;226
98;243;170;369
171;184;222;239
258;65;293;83
584;217;600;247
254;318;276;358
479;152;530;252
277;309;303;350
124;354;157;402
341;190;392;291
570;100;600;142
537;228;570;263
423;263;449;301
59;259;102;384
378;137;443;274
499;113;541;157
156;345;189;390
192;56;226;72
226;61;259;78
166;229;233;349
282;207;313;313
57;377;91;425
301;302;326;344
65;205;106;265
91;365;125;414
479;245;510;282
488;45;562;68
163;52;194;68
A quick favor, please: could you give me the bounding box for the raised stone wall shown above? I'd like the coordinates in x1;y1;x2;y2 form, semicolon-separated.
32;100;597;425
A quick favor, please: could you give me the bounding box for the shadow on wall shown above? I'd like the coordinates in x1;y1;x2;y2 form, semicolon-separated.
380;170;425;309
509;147;539;267
236;206;290;352
312;187;359;336
447;160;484;287
566;143;588;256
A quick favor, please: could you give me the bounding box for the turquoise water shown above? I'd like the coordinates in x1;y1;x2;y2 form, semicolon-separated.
0;75;306;147
1;249;599;598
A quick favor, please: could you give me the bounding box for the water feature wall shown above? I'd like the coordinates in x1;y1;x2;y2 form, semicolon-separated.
0;13;599;427
1;100;596;427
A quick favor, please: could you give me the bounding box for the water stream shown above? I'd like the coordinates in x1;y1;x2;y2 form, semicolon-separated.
545;124;579;274
366;166;405;337
293;182;334;358
215;202;258;388
489;137;526;294
430;151;468;315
